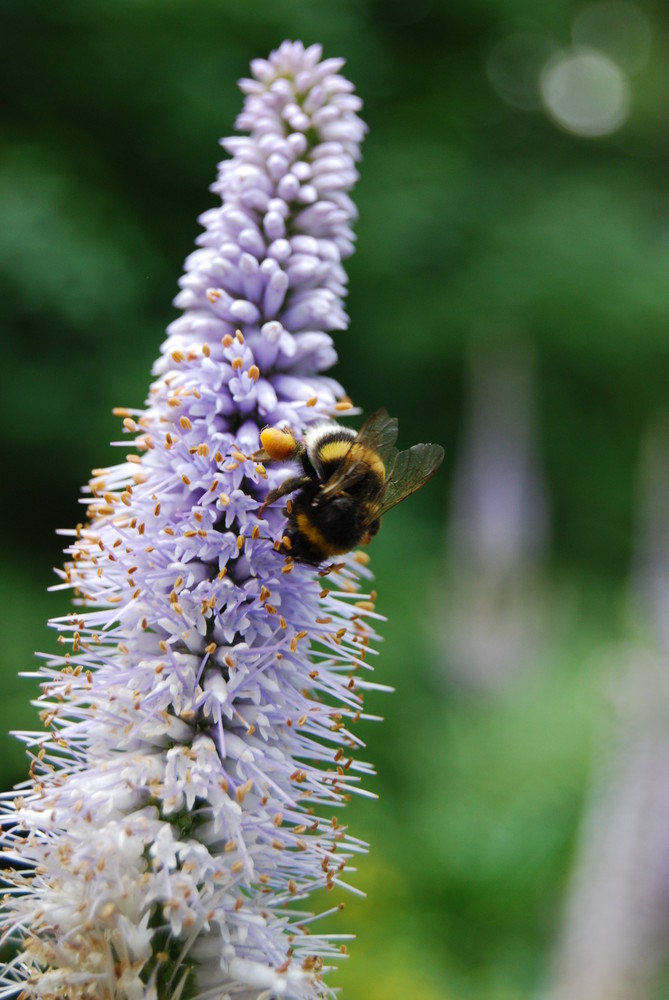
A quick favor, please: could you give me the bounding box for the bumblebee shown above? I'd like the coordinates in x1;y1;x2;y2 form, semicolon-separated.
254;408;444;565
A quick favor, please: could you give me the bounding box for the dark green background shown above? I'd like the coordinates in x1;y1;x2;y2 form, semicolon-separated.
3;1;669;997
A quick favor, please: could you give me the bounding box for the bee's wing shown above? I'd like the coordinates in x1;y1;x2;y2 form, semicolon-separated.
370;442;445;519
319;408;400;499
357;408;400;471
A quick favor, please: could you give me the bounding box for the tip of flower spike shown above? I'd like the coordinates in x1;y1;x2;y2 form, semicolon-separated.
247;42;328;88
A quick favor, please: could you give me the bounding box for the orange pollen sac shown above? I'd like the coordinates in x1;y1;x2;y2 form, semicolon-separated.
260;426;298;461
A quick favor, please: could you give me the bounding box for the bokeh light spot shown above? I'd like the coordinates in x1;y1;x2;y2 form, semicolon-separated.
540;47;630;137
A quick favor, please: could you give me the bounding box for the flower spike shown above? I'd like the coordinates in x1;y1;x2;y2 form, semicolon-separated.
0;41;375;1000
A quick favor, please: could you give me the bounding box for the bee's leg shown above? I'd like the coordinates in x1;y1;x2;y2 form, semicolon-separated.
258;475;312;517
253;429;307;465
318;561;347;577
361;519;381;545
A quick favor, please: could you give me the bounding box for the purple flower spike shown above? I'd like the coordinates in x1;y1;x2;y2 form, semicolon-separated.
0;42;381;999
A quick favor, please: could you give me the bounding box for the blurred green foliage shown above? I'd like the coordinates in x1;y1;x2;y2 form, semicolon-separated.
3;0;669;997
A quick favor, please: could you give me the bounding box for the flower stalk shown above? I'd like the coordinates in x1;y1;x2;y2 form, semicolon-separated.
0;41;380;999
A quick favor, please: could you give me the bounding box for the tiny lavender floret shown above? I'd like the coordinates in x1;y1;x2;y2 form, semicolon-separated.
0;42;379;999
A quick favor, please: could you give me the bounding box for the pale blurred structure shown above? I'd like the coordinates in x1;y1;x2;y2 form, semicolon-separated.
542;421;669;1000
442;342;549;690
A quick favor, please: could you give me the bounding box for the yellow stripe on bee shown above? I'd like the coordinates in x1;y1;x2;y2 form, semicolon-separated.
294;512;357;558
295;513;331;553
348;443;386;480
318;439;354;464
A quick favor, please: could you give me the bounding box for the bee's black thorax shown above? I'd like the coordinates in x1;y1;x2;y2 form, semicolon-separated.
282;449;384;564
257;407;444;566
283;492;378;564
